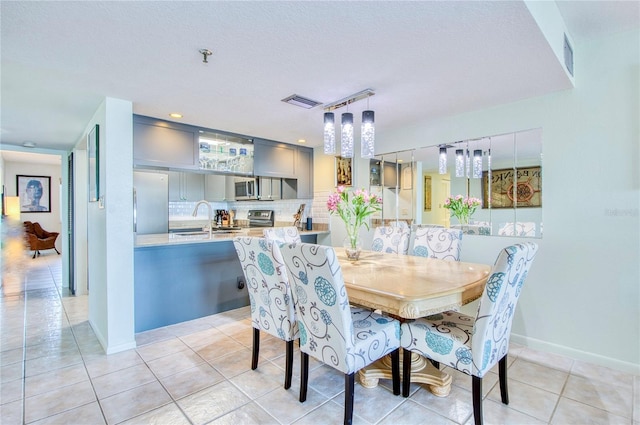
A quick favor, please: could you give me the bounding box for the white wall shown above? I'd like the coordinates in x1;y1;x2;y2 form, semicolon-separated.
83;97;135;354
371;29;639;373
3;161;63;252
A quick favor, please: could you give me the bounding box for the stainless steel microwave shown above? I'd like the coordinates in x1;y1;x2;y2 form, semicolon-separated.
234;178;257;200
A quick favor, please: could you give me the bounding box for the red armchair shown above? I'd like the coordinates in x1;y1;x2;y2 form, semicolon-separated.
23;221;60;258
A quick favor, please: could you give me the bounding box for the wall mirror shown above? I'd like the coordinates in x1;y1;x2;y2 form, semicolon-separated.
369;128;542;238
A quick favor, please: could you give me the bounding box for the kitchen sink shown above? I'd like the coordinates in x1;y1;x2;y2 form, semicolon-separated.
169;231;211;240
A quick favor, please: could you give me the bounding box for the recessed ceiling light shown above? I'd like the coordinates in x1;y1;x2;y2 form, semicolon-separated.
169;113;183;118
23;141;36;148
298;139;306;144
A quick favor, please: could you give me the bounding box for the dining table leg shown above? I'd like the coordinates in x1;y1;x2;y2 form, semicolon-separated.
358;349;452;397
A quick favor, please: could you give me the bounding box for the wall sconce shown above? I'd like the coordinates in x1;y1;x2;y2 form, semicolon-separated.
439;147;447;174
341;113;354;158
323;112;335;155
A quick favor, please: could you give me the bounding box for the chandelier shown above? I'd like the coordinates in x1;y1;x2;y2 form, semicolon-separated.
323;89;375;158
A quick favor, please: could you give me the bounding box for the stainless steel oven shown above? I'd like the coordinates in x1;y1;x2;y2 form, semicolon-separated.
248;210;275;228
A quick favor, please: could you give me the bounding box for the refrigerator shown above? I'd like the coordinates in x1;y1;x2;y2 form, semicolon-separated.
134;171;169;234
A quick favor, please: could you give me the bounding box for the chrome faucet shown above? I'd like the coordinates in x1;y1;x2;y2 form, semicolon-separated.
192;200;213;239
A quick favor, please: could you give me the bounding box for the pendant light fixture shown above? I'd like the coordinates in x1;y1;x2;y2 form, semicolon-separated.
361;110;375;158
473;149;483;178
341;112;354;158
323;112;336;154
439;147;447;174
323;89;375;159
455;149;464;177
465;147;471;177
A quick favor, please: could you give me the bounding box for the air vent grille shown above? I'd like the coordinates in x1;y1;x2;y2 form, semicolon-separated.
281;94;322;109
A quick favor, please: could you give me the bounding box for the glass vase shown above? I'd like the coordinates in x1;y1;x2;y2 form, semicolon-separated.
343;236;362;261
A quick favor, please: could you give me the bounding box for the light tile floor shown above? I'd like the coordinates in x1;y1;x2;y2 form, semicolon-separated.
1;253;638;424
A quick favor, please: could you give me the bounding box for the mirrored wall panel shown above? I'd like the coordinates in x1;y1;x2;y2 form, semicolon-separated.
369;128;542;238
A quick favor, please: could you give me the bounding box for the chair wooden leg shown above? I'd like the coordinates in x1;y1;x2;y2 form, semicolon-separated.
32;251;37;259
391;348;400;395
344;373;355;425
251;328;259;370
402;348;412;397
499;355;509;404
299;352;309;402
284;340;293;389
472;375;483;425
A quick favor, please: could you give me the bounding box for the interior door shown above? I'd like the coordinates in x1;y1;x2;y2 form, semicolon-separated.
67;153;75;295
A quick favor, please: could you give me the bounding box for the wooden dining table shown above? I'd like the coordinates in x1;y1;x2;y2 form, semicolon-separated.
337;250;491;396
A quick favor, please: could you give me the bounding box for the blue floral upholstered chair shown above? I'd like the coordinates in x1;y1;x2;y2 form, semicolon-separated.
280;242;401;425
263;226;302;244
411;227;463;261
371;226;411;255
233;237;299;389
400;242;539;425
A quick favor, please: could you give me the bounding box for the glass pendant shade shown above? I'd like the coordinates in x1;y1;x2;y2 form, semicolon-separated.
361;110;375;158
455;149;464;177
465;149;471;177
323;112;335;155
341;112;354;158
473;149;483;178
438;147;447;174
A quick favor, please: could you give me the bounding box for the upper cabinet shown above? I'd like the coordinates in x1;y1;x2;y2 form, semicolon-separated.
253;139;296;178
295;147;313;198
133;116;199;169
253;139;314;199
133;116;314;199
168;171;204;202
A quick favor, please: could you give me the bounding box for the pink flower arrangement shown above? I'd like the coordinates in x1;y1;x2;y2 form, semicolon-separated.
327;186;382;248
443;195;482;224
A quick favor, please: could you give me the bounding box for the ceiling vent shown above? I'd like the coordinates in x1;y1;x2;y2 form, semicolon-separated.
281;94;322;109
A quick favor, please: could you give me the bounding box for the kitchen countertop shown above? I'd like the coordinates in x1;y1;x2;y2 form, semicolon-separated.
135;228;330;248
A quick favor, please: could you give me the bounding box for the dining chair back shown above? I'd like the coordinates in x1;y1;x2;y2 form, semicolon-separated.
280;242;401;424
263;226;302;244
232;236;298;389
371;226;411;255
401;242;539;425
411;227;463;261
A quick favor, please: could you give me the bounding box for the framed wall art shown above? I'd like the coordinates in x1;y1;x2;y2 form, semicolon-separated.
335;156;352;187
88;124;99;202
423;175;432;211
482;166;542;208
17;175;51;213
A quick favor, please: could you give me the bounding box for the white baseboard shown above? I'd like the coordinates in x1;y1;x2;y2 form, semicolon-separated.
89;319;137;355
511;333;640;376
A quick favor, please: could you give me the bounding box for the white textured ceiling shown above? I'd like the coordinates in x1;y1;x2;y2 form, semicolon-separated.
1;1;638;153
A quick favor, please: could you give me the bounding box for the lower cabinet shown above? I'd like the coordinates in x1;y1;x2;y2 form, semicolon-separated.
134;242;248;332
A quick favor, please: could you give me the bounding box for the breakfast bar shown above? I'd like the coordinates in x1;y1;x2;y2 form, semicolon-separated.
133;228;328;332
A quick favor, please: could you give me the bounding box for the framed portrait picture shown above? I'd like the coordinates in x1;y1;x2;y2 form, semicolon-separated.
423;175;432;211
335;156;353;186
88;124;99;202
17;175;51;213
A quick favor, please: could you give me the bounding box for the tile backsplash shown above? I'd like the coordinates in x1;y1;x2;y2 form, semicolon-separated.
169;199;315;226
